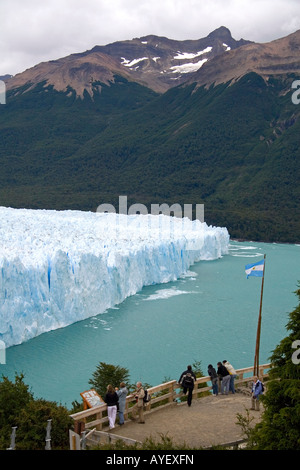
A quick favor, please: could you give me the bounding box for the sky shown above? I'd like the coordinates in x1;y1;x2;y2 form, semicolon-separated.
1;0;300;76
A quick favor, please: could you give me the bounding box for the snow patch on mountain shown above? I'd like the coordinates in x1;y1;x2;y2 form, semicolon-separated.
121;57;148;68
170;58;208;74
173;47;213;60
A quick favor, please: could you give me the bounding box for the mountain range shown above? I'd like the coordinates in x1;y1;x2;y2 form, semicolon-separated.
5;27;251;95
1;26;300;242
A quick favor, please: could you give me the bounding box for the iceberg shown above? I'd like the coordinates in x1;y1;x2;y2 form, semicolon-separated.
0;207;229;347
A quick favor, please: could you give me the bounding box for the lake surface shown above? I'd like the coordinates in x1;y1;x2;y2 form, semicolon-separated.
1;240;299;407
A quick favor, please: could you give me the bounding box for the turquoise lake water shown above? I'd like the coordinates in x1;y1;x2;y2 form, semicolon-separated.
1;240;299;408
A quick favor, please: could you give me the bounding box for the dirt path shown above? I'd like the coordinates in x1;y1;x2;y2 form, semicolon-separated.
102;392;263;448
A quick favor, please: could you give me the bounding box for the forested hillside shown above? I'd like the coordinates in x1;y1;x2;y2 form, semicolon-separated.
0;72;299;242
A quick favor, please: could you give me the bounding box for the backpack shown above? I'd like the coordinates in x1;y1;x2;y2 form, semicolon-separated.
143;389;151;403
255;380;264;393
182;372;194;388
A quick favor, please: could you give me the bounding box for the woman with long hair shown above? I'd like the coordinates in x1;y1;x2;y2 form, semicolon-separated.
104;384;119;429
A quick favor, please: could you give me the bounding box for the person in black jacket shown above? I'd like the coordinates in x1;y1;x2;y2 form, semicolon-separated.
178;365;196;406
217;362;231;395
208;364;218;396
104;384;119;429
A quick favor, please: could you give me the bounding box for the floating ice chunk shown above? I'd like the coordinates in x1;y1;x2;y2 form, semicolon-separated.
143;288;192;301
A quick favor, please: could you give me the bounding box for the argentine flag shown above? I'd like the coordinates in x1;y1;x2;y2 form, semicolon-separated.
245;259;265;278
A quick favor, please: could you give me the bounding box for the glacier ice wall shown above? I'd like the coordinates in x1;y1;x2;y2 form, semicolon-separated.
0;207;229;347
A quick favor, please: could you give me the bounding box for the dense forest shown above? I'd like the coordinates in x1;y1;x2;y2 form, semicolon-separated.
0;72;299;242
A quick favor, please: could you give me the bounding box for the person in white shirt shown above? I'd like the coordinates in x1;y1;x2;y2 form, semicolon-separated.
223;360;237;394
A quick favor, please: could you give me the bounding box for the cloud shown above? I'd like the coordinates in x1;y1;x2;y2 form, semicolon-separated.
1;0;300;76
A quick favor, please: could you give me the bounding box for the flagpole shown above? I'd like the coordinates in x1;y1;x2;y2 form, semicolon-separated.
253;254;266;377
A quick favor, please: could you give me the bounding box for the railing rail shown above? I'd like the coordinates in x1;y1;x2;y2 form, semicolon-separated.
70;363;271;432
86;429;142;447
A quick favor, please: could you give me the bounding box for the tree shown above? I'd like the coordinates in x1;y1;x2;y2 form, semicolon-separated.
0;373;72;450
89;362;130;398
0;373;33;449
247;285;300;450
14;399;72;450
192;360;210;397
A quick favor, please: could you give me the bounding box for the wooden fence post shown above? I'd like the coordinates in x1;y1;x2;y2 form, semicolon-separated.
96;410;102;430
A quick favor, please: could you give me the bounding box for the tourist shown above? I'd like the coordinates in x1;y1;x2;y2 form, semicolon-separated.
104;384;119;429
131;382;145;423
217;362;231;395
208;364;218;396
223;360;237;394
115;382;128;425
251;376;264;411
178;365;196;406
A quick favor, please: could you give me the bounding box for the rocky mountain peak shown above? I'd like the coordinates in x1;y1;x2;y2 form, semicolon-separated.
186;28;300;89
5;28;300;98
207;26;232;39
5;27;253;96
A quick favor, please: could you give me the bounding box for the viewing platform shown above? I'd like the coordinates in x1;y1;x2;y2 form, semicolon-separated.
70;364;270;449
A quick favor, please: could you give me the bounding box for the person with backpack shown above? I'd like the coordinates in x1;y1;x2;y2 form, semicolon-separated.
131;381;145;423
178;365;196;406
251;376;264;411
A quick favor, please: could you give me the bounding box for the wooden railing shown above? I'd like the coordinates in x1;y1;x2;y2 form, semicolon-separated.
70;363;271;432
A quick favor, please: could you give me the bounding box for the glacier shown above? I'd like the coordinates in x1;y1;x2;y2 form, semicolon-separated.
0;207;229;348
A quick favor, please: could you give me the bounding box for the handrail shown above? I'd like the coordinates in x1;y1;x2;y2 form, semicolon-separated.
70;363;271;431
88;430;142;446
